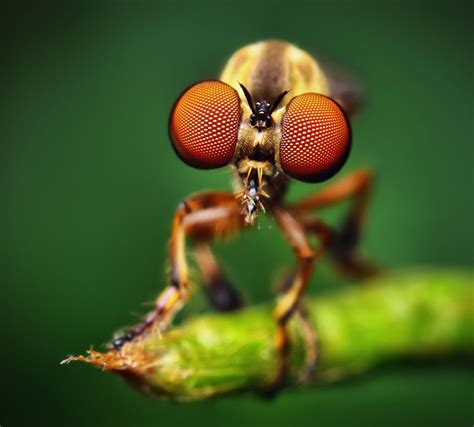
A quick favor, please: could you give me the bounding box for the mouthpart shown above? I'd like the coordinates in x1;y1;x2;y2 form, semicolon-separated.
237;177;269;224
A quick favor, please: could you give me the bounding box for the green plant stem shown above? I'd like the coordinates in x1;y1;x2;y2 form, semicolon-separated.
67;269;473;400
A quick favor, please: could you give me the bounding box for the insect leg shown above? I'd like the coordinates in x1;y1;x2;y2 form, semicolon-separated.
290;169;378;279
193;243;244;312
294;306;318;383
268;207;317;393
111;192;244;350
275;269;319;384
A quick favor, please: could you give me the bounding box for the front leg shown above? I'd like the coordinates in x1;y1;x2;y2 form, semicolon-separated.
111;192;244;350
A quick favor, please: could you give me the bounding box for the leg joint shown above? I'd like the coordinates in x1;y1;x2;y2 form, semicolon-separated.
177;200;192;214
299;251;316;264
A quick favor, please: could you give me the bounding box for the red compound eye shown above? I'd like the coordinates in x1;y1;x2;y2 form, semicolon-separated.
169;80;241;169
280;93;351;182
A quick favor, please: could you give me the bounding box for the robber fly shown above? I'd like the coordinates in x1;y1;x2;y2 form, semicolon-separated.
112;40;376;392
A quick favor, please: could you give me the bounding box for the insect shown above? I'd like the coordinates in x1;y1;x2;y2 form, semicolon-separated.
111;40;376;392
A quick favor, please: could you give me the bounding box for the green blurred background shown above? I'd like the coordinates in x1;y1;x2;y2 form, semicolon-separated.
2;1;473;426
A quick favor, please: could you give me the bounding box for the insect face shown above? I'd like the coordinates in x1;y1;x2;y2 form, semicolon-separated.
169;70;351;223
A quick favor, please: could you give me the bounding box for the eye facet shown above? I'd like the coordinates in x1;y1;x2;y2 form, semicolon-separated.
279;93;351;183
169;80;241;169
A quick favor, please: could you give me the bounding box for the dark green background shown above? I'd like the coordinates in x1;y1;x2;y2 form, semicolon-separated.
2;1;473;426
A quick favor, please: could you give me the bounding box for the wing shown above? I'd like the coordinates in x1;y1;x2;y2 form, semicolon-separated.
320;60;365;116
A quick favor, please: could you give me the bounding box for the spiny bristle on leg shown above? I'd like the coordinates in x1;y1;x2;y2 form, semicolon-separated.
235;166;271;224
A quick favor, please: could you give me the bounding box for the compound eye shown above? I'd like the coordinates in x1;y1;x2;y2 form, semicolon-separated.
280;93;351;182
169;80;241;169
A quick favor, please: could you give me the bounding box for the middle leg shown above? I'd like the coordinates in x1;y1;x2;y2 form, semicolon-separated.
269;207;325;392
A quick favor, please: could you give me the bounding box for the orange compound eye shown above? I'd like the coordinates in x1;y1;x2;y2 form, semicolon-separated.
279;93;351;183
169;80;241;169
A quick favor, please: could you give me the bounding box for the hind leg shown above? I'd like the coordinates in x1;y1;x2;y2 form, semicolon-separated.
193;243;244;312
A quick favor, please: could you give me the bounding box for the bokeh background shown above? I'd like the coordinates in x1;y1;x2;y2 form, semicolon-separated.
2;1;472;426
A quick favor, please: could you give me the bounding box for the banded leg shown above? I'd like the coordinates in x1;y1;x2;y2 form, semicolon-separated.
268;207;317;392
294;307;318;383
193;243;244;312
111;192;244;350
274;268;319;384
290;169;378;279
